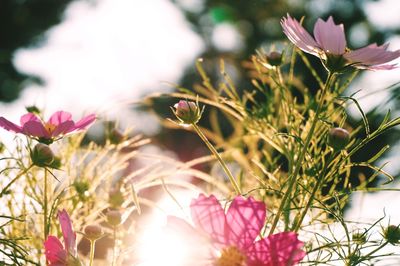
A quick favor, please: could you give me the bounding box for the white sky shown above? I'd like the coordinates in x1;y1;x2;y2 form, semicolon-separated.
1;0;204;138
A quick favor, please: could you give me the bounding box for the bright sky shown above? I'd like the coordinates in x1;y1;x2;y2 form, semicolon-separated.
2;0;204;137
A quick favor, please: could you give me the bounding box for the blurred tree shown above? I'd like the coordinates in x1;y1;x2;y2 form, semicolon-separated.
0;0;74;102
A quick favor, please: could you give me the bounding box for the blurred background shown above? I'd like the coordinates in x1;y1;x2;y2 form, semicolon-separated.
1;0;400;244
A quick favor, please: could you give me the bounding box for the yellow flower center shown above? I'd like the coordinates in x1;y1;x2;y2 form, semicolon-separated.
44;123;56;134
215;246;246;266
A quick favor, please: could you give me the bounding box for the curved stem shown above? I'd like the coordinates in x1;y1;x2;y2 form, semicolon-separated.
355;241;388;265
269;72;335;235
89;240;96;266
0;165;33;197
192;123;241;194
44;168;48;241
293;152;335;232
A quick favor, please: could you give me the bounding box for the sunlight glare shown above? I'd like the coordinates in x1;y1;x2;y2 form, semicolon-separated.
135;190;199;266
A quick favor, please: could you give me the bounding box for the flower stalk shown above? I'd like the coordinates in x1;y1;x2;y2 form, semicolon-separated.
44;168;48;241
269;72;335;235
192;123;241;195
89;240;96;266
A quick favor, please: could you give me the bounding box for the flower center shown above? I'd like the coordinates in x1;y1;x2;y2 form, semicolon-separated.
44;123;56;134
215;246;246;266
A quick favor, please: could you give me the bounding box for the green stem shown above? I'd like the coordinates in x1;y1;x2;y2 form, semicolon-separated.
192;123;241;194
354;241;388;265
89;240;96;266
0;165;33;197
269;72;335;235
293;152;335;232
44;168;48;241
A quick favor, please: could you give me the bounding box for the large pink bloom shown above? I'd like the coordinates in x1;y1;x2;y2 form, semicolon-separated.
281;14;400;71
167;194;305;266
0;111;96;144
44;210;80;266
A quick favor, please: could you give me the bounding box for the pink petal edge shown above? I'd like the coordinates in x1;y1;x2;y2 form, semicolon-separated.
190;194;228;245
58;209;76;256
225;196;266;249
71;114;96;131
48;111;72;126
0;117;22;133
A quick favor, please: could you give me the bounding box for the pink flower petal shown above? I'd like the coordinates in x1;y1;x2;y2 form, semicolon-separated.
190;194;228;245
281;14;321;56
248;232;305;266
52;121;75;137
344;43;400;69
22;121;50;138
48;111;72;126
0;117;22;133
225;196;266;249
71;114;96;132
313;16;346;55
44;236;68;265
58;209;76;256
20;113;41;126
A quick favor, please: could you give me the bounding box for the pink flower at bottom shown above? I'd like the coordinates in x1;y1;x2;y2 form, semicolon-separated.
0;111;96;144
167;194;305;266
44;210;81;266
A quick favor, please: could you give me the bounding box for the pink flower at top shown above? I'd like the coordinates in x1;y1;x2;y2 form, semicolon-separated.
167;194;305;266
44;209;81;266
281;14;400;71
0;111;96;144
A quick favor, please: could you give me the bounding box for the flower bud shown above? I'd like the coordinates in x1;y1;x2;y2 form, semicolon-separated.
31;143;54;167
328;127;350;150
352;232;367;245
383;225;400;244
266;51;283;67
84;224;103;241
173;100;202;125
106;210;122;227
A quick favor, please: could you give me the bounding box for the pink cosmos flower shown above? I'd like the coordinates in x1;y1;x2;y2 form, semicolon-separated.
44;209;81;266
167;194;305;266
281;14;400;71
0;111;96;144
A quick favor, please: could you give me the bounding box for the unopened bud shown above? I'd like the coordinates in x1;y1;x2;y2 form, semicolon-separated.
84;224;103;241
31;143;54;167
383;225;400;245
173;100;202;125
328;127;350;150
106;210;122;227
266;51;283;67
352;232;367;245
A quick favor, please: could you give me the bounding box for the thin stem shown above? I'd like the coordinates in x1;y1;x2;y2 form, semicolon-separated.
89;240;96;266
44;168;48;241
293;152;335;232
269;72;335;235
192;123;241;194
111;227;117;266
0;165;33;197
355;241;389;264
